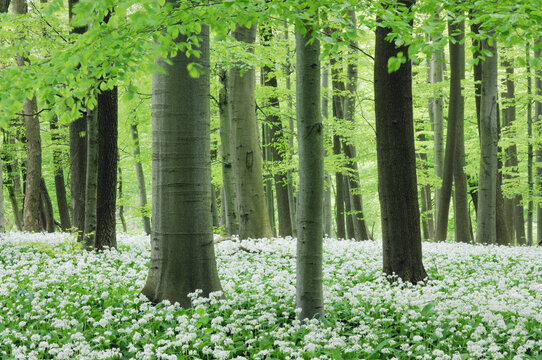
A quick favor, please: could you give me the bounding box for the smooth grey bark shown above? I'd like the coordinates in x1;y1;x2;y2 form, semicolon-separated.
130;123;151;235
83;109;98;248
230;24;272;239
50;117;71;231
476;36;498;245
322;65;332;237
526;43;533;245
375;0;427;284
69;0;87;238
501;58;526;245
261;25;292;237
535;36;542;246
118;166;127;233
296;22;324;320
142;25;222;306
40;178;55;233
218;71;239;236
449;18;471;244
95;86;118;250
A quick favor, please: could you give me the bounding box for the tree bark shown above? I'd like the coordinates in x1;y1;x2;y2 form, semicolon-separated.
526;43;533;246
50;117;71;231
296;20;324;320
262;122;276;236
40;178;55;232
83;109;98;248
321;65;332;237
0;0;10;12
142;25;222;306
374;0;427;284
95;86;118;250
3;135;23;231
476;35;498;244
218;71;239;236
130;123;151;235
118;165;127;233
230;24;272;239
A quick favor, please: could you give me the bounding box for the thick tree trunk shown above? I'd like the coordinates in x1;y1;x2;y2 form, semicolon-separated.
50;117;71;231
374;1;427;284
83;109;98;248
476;36;498;244
449;18;471;244
218;71;239;236
501;59;526;245
526;43;534;246
535;36;542;246
118;166;127;233
95;86;118;250
130;123;151;235
142;25;222;306
296;22;324;320
0;0;10;12
230;24;272;239
40;178;55;233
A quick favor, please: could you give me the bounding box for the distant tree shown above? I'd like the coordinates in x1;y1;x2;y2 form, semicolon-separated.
535;36;542;246
374;0;427;283
130;122;151;235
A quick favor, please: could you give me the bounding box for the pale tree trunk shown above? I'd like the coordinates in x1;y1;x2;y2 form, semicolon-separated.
535;36;542;246
84;109;98;248
476;35;498;244
118;166;127;233
230;24;272;239
261;25;292;237
95;86;118;250
69;0;87;238
296;20;324;320
526;43;533;245
142;25;222;306
40;178;55;232
501;58;526;245
130;123;151;235
330;55;346;239
50;117;71;231
218;71;239;236
375;0;427;284
321;65;332;237
449;18;471;244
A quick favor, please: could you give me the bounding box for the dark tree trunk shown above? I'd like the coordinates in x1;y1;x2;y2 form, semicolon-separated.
40;178;55;233
83;109;98;248
50;117;71;231
95;87;118;250
526;43;534;246
343;179;354;240
374;0;427;283
118;166;127;233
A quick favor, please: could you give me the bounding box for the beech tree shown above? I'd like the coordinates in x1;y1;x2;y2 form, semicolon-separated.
374;0;427;283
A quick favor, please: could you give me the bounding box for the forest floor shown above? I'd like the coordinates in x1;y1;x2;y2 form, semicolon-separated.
0;232;541;359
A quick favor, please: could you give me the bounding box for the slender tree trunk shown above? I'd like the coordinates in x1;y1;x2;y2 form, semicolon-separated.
69;0;87;238
535;36;542;246
230;24;272;239
40;178;55;233
0;156;4;232
501;58;526;245
321;65;332;237
118;166;127;233
526;43;534;245
374;0;427;284
218;71;239;236
95;86;118;249
448;18;471;244
476;35;498;244
262;123;276;236
50;117;71;231
83;109;98;248
130;123;151;235
4;145;23;231
296;20;324;320
142;24;222;306
344;180;354;239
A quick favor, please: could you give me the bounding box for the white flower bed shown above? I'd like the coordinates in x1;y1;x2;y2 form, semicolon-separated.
0;232;541;359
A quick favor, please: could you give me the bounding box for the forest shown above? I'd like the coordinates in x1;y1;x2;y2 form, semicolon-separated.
0;0;541;359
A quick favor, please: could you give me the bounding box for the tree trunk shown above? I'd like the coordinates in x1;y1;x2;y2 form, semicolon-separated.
501;58;526;245
83;109;98;248
321;65;332;237
449;18;471;244
69;0;87;238
343;180;354;239
50;117;71;231
262;124;276;236
261;25;292;237
142;25;222;306
118;166;127;233
230;24;272;239
40;178;55;233
535;36;542;246
296;21;324;320
130;123;151;235
0;156;4;232
95;86;118;250
0;0;10;13
375;1;427;284
526;43;534;246
218;71;239;236
3;137;23;231
476;35;498;244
